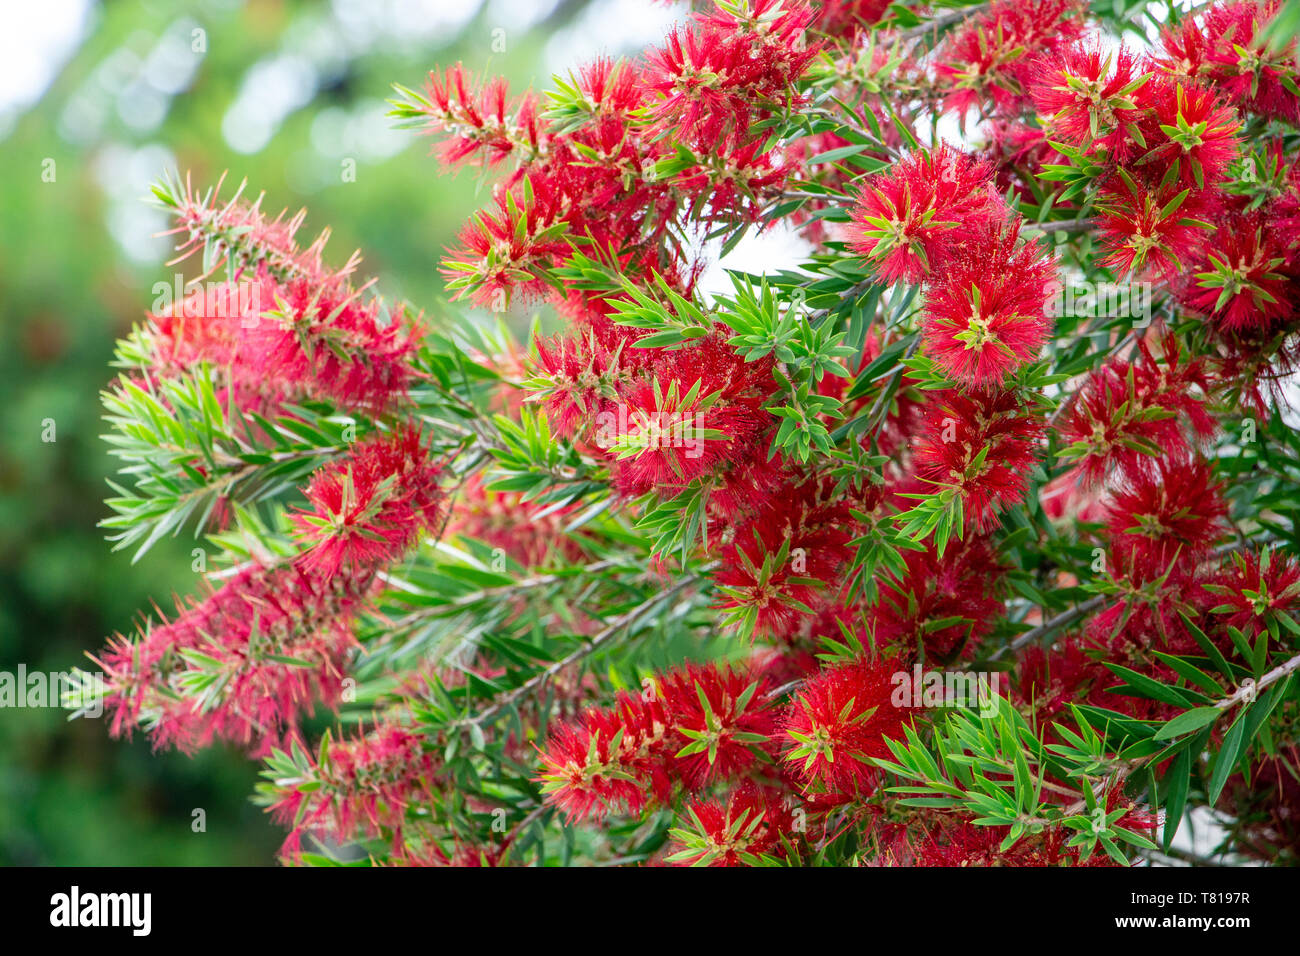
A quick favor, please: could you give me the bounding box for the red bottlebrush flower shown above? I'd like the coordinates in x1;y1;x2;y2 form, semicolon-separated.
1142;79;1241;191
1181;214;1290;332
849;143;1005;284
537;662;775;822
1030;44;1149;156
529;300;652;438
147;272;420;416
1058;333;1217;486
667;784;788;866
1156;1;1300;125
713;474;855;637
658;664;776;788
441;177;570;307
921;220;1055;385
1085;558;1219;666
643;0;818;150
243;269;422;413
148;178;421;415
1096;178;1211;279
1104;455;1227;573
600;330;777;498
293;428;444;579
418;64;548;172
537;691;672;822
913;386;1045;532
871;534;1006;660
783;657;919;796
159;172;358;293
270;721;438;861
669;135;795;226
1204;548;1300;636
935;0;1088;118
147;281;277;416
95;562;373;754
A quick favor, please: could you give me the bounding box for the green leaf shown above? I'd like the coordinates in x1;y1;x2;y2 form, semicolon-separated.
1154;706;1220;740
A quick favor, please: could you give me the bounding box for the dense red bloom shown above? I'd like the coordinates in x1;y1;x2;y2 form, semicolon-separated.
251;270;422;412
536;318;783;507
144;176;421;416
871;534;1006;660
849;144;1005;284
914;387;1045;531
1104;456;1227;573
441;179;571;307
1156;1;1300;125
1181;213;1290;332
418;64;547;172
96;562;372;754
599;331;777;498
935;0;1088;117
148;269;420;416
530;300;653;437
922;220;1055;385
1096;179;1212;279
713;475;856;636
270;721;439;860
643;0;818;150
669;784;791;866
783;657;919;796
1031;44;1148;157
537;662;775;821
293;428;444;579
669;136;796;227
658;664;778;789
1142;79;1241;191
1204;549;1300;635
537;700;668;822
1058;334;1217;485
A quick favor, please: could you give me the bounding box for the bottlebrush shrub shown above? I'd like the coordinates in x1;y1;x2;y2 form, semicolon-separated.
81;0;1300;867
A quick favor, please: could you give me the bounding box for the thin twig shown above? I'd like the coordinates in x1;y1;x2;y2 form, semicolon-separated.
898;3;990;43
456;566;713;730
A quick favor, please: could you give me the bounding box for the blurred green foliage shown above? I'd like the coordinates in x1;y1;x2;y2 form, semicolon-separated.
0;0;604;865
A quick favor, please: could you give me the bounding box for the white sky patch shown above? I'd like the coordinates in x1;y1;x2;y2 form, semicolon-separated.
543;0;683;72
0;0;93;135
488;0;564;32
698;220;815;300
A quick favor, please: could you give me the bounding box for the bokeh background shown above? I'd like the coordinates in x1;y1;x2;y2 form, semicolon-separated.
0;0;686;866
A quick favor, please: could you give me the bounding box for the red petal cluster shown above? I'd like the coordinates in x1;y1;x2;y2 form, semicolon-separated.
848;143;1005;284
914;386;1045;531
293;427;444;579
782;657;919;797
921;221;1055;385
538;662;776;822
